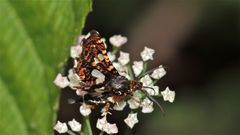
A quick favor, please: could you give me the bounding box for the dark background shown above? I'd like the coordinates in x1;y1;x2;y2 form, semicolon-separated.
58;0;240;135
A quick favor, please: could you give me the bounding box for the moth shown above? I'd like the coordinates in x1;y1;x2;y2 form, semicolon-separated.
70;30;163;112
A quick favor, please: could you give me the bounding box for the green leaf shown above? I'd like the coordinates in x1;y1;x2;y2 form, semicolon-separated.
0;0;92;135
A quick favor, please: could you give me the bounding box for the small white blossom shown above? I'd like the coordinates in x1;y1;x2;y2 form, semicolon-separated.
161;87;175;103
113;62;128;73
132;61;143;77
79;104;92;116
54;121;68;134
107;52;116;62
70;45;82;58
140;74;153;86
141;98;154;113
96;116;118;134
77;35;85;44
113;101;127;111
68;69;81;89
140;46;155;61
124;113;139;128
53;73;69;88
105;123;118;134
68;119;82;132
127;98;140;109
76;89;88;96
118;51;130;65
119;72;131;80
144;85;159;96
109;35;127;47
151;65;166;79
101;38;107;48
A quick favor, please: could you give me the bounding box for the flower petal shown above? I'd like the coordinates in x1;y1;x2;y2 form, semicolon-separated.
68;119;82;132
140;46;155;61
70;45;82;58
53;73;69;88
105;123;118;134
161;87;175;103
113;101;127;111
140;74;153;86
150;65;166;79
118;51;130;65
96;116;118;134
79;104;92;116
132;61;143;77
107;52;116;62
141;98;154;113
109;35;127;47
128;99;140;109
54;121;68;134
124;113;139;128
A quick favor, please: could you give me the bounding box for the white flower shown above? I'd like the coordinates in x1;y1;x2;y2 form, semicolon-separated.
68;69;81;89
91;69;105;84
105;123;118;134
68;119;82;132
141;98;154;113
101;38;107;48
77;35;85;44
140;74;153;86
113;101;127;111
79;104;92;116
140;46;155;61
118;51;130;65
107;52;116;62
151;65;166;79
54;121;68;134
53;73;69;88
127;98;140;109
124;113;139;128
144;85;159;96
96;116;118;134
96;116;107;130
119;72;131;80
70;45;82;58
113;62;128;73
161;87;175;103
132;61;143;77
109;35;127;47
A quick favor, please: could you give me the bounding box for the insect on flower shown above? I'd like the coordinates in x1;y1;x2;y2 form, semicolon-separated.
69;30;164;112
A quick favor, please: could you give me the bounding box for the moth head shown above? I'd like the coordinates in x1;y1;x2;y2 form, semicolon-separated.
111;76;129;90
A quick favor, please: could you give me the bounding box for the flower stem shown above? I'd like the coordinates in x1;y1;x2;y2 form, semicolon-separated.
67;130;77;135
82;116;93;135
112;46;120;54
127;64;134;80
99;130;104;135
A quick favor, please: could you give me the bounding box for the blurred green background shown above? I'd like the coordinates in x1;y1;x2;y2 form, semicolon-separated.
0;0;240;135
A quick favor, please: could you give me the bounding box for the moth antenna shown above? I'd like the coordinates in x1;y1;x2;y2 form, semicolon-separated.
143;86;156;95
137;66;168;79
141;89;165;114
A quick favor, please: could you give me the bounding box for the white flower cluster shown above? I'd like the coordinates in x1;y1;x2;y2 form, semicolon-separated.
54;119;82;134
53;33;176;134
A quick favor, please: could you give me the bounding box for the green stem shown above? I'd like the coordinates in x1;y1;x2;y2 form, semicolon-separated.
127;64;134;80
99;130;104;135
112;46;120;54
139;62;148;78
82;116;93;135
67;130;78;135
